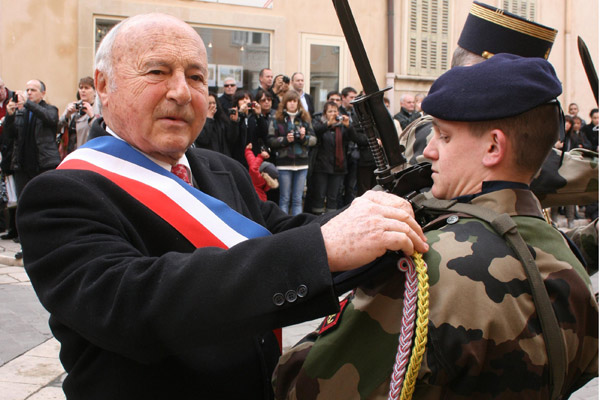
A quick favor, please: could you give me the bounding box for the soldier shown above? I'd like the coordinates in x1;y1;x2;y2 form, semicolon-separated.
400;1;598;209
274;54;598;399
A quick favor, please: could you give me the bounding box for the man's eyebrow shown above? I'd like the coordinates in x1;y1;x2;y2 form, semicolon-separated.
188;62;207;76
143;60;169;69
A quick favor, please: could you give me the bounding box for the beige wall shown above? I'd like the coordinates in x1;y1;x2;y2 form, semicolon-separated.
0;0;597;118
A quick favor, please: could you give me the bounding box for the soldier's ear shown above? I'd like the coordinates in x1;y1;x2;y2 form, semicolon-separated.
481;128;507;168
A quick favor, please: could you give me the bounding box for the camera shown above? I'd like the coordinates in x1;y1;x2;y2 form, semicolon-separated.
228;108;237;116
74;100;86;116
292;127;302;142
336;115;343;121
11;93;18;103
282;76;290;84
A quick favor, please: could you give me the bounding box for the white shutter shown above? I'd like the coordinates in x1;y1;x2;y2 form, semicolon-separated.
408;0;450;77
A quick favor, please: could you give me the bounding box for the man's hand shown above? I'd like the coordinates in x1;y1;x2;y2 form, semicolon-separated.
321;190;428;272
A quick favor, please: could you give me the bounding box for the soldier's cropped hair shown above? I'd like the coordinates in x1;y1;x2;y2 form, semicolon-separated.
451;46;486;68
469;103;559;177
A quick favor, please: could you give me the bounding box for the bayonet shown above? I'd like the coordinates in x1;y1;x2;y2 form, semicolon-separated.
577;36;598;105
332;0;407;189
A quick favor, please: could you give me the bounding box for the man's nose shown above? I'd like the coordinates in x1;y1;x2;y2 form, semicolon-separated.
166;72;191;105
423;137;437;160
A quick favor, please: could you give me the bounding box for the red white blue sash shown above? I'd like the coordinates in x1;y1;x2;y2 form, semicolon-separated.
58;136;271;248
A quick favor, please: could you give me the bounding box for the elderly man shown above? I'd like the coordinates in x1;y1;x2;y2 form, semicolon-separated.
275;54;598;400
393;93;419;130
17;13;428;399
218;76;237;111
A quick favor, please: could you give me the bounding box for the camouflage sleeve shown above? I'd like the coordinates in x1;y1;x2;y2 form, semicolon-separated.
531;148;599;207
564;218;599;276
398;115;434;166
273;216;598;400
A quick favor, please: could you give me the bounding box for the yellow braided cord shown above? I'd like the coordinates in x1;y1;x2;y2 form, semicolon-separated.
400;252;430;400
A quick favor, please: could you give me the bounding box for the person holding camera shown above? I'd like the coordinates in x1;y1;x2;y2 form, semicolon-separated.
310;101;361;214
194;91;237;158
3;79;60;244
247;89;275;156
267;90;316;215
271;74;290;112
228;89;261;168
58;77;101;155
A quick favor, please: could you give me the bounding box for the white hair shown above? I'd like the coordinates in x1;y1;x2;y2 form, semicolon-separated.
95;20;127;91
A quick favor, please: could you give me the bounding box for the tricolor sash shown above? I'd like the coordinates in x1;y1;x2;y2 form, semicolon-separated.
58;136;271;249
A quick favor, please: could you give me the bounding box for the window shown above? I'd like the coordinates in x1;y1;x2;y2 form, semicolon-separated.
502;0;536;20
301;34;348;115
95;18;121;51
407;0;450;77
195;27;271;93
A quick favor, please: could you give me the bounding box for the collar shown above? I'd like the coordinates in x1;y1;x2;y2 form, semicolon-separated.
104;125;191;174
454;181;530;203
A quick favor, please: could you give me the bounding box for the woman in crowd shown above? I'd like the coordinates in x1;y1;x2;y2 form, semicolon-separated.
310;101;360;214
229;89;260;167
194;91;235;156
58;76;101;155
267;90;316;215
247;89;274;156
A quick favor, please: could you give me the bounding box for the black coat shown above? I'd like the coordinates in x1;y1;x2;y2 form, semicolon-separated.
17;120;339;399
312;118;360;174
4;99;60;172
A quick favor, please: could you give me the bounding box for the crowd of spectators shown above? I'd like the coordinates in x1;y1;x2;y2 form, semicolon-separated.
0;72;597;231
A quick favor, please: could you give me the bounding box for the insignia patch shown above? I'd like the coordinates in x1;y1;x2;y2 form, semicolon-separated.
318;298;349;335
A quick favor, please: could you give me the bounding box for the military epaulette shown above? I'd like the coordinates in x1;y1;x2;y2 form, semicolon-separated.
318;297;350;335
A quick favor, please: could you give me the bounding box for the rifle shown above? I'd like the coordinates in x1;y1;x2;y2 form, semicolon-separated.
331;0;433;296
332;0;432;200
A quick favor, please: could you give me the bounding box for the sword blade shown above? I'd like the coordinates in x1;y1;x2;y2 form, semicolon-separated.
332;0;379;94
577;36;599;105
332;0;406;172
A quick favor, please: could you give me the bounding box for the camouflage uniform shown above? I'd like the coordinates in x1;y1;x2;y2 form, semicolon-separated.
274;188;598;399
399;116;599;208
565;219;599;275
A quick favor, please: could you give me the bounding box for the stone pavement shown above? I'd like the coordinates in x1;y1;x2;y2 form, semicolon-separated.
0;235;597;399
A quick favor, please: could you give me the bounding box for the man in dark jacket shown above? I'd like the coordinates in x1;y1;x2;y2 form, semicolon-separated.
393;93;419;130
0;78;15;235
16;13;428;400
4;79;60;197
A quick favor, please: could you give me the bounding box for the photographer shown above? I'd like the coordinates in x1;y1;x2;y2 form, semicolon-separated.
267;90;316;215
194;91;237;157
227;89;259;168
247;89;275;156
310;101;361;214
271;74;290;111
58;77;100;155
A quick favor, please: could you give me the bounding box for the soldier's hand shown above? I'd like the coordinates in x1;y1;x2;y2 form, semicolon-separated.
321;190;428;272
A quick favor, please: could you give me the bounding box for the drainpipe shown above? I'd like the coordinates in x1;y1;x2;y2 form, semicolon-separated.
564;0;572;105
386;0;396;110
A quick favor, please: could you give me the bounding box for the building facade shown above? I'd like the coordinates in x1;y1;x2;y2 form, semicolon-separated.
0;0;598;119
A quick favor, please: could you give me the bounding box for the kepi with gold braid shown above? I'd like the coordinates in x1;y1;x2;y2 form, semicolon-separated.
458;1;557;59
